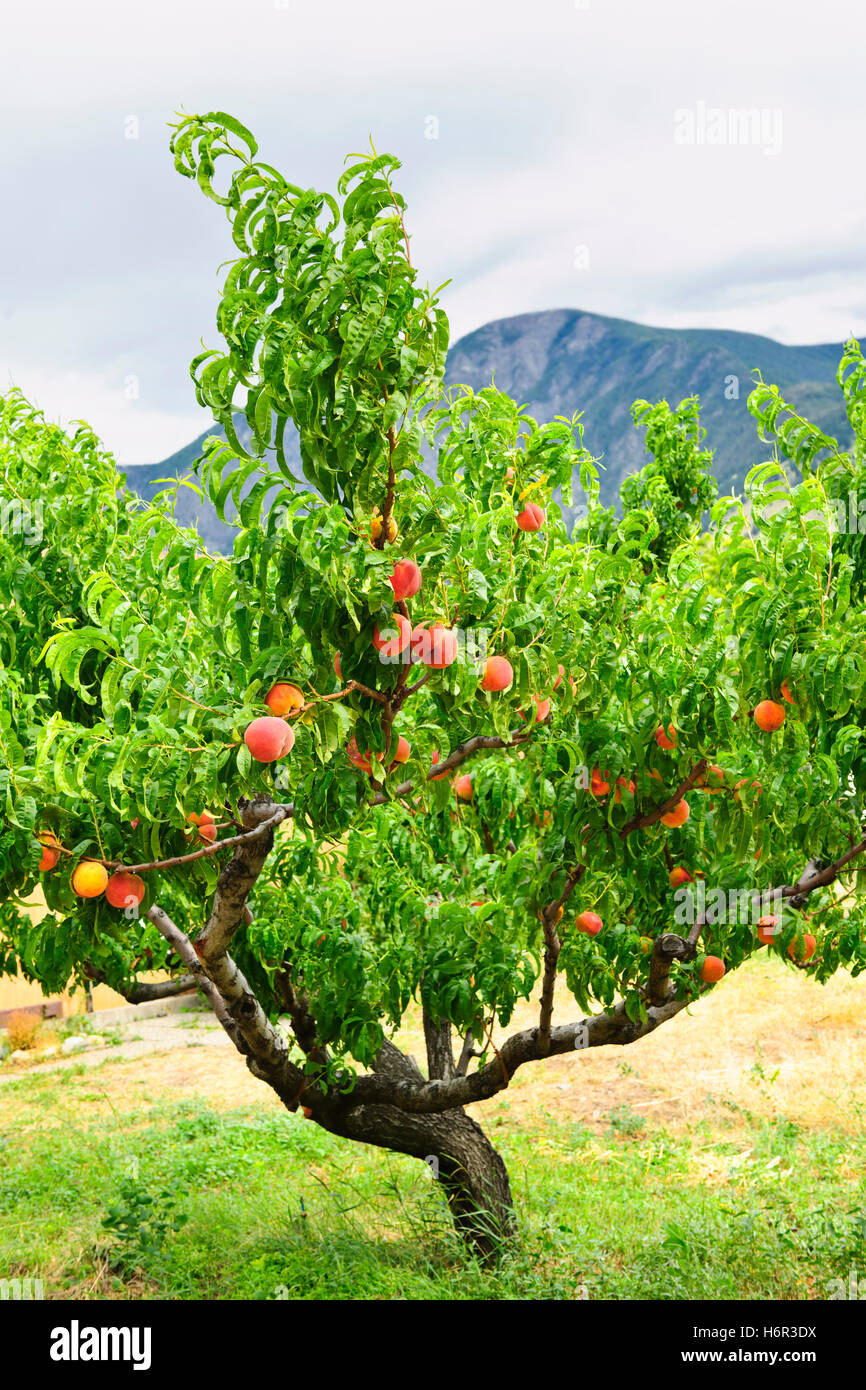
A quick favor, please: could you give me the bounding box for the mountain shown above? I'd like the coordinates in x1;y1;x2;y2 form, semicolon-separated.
119;309;852;551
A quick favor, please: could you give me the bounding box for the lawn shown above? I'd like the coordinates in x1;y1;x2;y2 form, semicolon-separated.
1;954;864;1301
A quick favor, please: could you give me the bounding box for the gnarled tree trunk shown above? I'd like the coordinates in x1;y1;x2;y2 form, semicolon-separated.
332;1099;516;1262
312;1035;516;1262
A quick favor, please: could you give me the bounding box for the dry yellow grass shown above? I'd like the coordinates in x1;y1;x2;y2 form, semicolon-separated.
396;953;866;1138
2;1010;44;1052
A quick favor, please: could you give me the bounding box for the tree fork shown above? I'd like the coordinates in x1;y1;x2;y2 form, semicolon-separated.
313;1032;514;1260
326;1097;517;1263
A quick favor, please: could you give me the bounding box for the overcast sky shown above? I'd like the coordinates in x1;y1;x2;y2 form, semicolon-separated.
1;0;864;464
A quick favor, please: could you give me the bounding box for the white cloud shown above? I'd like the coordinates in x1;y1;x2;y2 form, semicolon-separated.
0;0;863;462
0;363;209;465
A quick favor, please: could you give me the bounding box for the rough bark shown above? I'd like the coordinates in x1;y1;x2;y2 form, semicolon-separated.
347;992;688;1115
423;1012;456;1080
123;975;196;1003
83;962;198;1004
319;1034;514;1260
328;1097;516;1262
146;901;307;1105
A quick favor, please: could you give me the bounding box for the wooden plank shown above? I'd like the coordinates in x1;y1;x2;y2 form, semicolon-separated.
0;1000;63;1026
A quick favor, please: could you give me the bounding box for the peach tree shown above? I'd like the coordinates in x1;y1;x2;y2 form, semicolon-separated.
2;112;866;1258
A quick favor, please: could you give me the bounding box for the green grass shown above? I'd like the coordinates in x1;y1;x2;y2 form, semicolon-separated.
1;1071;864;1300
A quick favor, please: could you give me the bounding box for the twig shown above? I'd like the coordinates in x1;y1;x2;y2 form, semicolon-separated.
537;865;587;1055
122;804;294;874
619;760;708;839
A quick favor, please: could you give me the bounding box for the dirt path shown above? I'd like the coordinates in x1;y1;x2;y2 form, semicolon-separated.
0;1011;232;1081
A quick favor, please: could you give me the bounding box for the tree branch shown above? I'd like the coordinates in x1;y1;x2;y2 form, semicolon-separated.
123;803;294;874
345;836;866;1116
773;838;866;903
619;759;707;839
195;797;279;962
455;1030;476;1076
644;838;866;1007
430;726;544;781
82;963;198;1005
353;993;689;1115
161;796;323;1110
401;670;431;700
423;1012;456;1080
478;818;495;855
375;425;398;549
147;891;309;1112
276;964;329;1067
646;932;697;1006
370;1036;425;1084
537;864;587;1055
145;903;238;1041
370;724;542;806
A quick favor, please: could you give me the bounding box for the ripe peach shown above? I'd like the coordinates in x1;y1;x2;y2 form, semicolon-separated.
481;655;514;692
697;763;726;793
454;774;474;801
393;735;411;764
38;831;61;872
669;866;692;888
431;750;449;781
410;621;457;668
733;778;763;804
188;811;217;843
788;933;816;962
613;777;635;804
576;911;602;935
333;652;342;680
661;799;690;828
265;682;304;717
700;955;726;983
754;700;785;732
389;559;422;601
244;716;295;762
346;738;383;774
780;678;795;704
590;768;611;796
756;914;779;945
655;723;677;751
72;860;109;899
517;695;551;723
346;738;370;772
106;871;146;910
372;613;412;660
371;513;397;543
516;502;545;532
